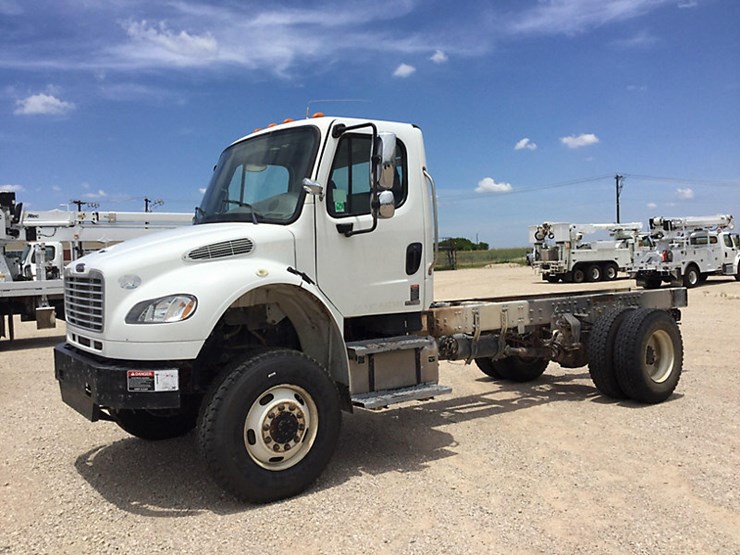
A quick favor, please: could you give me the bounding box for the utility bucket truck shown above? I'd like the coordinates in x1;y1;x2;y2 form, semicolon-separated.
632;214;739;288
55;116;689;503
529;221;643;283
0;192;192;339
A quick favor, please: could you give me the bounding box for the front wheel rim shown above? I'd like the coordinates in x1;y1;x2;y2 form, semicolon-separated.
243;384;319;471
643;330;675;383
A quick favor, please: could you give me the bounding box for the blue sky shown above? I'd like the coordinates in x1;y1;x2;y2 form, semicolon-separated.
1;0;738;246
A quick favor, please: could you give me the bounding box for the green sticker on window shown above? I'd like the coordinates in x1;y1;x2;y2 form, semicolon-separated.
335;201;345;213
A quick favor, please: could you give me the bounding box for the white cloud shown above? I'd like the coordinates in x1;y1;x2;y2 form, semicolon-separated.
647;202;657;209
627;84;647;92
560;133;600;149
120;20;219;67
515;137;537;151
508;0;674;36
0;0;22;16
475;177;513;194
84;189;108;199
393;63;416;78
430;50;448;63
14;93;75;115
678;1;698;8
52;186;62;192
611;30;658;48
0;184;24;192
198;187;207;194
676;187;694;200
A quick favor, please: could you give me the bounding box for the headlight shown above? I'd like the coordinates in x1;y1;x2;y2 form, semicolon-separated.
125;295;197;324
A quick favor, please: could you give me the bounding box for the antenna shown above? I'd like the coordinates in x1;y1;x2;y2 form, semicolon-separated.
305;99;369;118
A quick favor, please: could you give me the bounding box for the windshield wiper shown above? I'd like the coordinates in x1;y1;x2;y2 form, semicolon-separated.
225;200;259;224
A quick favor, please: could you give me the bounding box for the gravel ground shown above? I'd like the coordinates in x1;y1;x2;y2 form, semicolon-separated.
1;265;738;554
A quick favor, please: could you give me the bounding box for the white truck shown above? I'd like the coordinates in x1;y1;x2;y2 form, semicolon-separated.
631;214;740;288
529;221;643;283
0;192;192;339
54;116;688;503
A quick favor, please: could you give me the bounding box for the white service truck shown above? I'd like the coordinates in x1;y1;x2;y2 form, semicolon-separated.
529;221;643;283
0;192;192;339
55;116;688;503
632;215;740;288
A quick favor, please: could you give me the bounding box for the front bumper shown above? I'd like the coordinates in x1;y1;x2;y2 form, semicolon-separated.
54;343;184;422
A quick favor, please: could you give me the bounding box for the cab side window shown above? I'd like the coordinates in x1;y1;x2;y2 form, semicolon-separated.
327;134;407;217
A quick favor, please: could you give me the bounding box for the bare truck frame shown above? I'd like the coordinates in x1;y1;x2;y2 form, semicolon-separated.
54;116;687;503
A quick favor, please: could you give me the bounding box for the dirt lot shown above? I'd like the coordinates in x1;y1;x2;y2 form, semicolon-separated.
1;265;738;554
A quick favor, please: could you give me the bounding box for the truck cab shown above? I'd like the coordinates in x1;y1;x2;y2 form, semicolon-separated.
59;117;434;379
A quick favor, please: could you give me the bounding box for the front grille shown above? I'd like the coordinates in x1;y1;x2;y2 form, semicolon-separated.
65;273;104;332
187;238;254;260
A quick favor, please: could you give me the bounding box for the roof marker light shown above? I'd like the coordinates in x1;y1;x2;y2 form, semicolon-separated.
312;112;324;118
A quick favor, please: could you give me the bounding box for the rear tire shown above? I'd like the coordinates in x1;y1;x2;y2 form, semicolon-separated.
603;263;619;281
587;308;633;399
474;357;503;379
642;276;662;289
586;264;602;282
614;309;683;404
197;349;341;503
486;356;548;382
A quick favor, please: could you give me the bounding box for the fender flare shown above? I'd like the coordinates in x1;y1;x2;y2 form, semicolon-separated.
204;267;350;394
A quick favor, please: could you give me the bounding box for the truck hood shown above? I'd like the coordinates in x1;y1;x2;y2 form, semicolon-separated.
69;223;296;277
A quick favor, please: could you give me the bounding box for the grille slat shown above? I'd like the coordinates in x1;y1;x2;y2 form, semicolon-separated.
188;238;254;260
65;274;104;332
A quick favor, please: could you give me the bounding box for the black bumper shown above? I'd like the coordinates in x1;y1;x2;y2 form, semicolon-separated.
54;343;183;422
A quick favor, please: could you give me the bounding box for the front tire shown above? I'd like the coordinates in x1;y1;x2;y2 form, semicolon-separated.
111;403;198;441
571;267;585;284
614;309;683;404
683;265;700;288
197;349;341;503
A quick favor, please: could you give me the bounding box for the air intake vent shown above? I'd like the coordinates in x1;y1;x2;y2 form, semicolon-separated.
187;238;254;260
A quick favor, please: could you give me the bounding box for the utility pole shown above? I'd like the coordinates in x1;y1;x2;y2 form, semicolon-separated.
144;197;164;212
70;199;99;211
615;174;624;223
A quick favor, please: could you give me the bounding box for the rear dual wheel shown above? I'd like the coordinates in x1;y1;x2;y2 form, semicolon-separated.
603;263;619;281
588;308;683;403
586;264;602;282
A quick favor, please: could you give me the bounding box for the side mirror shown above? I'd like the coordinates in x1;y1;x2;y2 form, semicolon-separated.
302;178;324;200
377;190;395;219
374;132;397;190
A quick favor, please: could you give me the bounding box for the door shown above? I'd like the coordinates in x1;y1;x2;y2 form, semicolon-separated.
313;131;427;318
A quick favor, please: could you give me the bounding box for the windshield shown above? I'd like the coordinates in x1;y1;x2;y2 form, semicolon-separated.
195;126;320;225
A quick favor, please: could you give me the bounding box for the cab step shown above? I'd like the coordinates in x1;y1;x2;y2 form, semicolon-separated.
351;382;452;410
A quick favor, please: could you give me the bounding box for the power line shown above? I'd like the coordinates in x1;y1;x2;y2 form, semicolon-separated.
624;173;740;187
438;175;613;204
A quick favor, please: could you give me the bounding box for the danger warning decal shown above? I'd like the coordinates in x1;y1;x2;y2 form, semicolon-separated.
127;370;179;392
